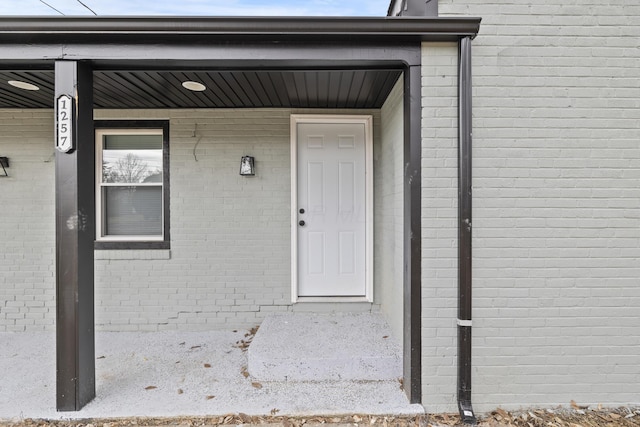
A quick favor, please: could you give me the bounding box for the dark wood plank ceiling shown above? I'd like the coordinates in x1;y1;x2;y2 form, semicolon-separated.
0;69;402;109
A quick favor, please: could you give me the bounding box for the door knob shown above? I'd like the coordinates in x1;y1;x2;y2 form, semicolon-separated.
299;208;305;214
299;220;306;226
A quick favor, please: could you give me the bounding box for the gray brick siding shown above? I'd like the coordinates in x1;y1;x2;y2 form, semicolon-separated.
422;0;640;412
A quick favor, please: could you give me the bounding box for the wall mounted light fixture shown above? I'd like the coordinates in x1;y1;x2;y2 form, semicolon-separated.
0;157;9;177
239;156;255;176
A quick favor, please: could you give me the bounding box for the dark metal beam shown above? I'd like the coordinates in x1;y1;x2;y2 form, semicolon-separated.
403;63;422;404
0;16;481;42
55;60;96;411
457;36;476;425
0;42;422;68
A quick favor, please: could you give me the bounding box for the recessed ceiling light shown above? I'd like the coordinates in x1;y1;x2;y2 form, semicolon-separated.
8;80;40;91
182;81;206;92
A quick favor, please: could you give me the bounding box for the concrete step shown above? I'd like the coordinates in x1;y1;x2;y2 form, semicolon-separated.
247;312;402;381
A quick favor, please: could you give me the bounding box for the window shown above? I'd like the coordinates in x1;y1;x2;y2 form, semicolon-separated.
95;121;169;249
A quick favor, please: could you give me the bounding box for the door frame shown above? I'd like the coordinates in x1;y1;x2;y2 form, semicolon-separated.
290;114;374;303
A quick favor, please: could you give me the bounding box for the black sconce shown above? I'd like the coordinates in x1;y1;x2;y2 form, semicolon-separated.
0;157;8;177
240;156;255;176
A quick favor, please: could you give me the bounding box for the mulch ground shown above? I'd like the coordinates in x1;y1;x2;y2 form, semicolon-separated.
2;406;639;427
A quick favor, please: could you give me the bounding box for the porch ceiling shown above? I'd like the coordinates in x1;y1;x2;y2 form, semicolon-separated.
0;69;402;109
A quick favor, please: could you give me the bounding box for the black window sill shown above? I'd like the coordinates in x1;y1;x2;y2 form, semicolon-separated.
94;241;170;250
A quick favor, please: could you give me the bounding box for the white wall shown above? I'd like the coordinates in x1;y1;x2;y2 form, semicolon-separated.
377;77;405;341
95;108;386;331
422;0;640;412
94;109;293;330
421;43;460;412
0;107;398;332
0;110;56;332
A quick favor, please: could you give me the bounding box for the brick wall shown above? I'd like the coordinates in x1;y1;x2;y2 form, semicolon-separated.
0;110;55;332
421;43;460;412
1;108;396;333
95;108;378;331
423;0;640;411
377;78;405;341
97;109;294;330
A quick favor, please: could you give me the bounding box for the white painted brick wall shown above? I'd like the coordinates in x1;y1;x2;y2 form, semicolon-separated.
93;109;293;331
1;107;394;333
423;0;640;412
94;108;382;331
421;42;460;412
0;110;55;332
377;77;405;341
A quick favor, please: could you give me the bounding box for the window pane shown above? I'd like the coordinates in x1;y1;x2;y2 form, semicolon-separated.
104;186;162;236
102;134;163;184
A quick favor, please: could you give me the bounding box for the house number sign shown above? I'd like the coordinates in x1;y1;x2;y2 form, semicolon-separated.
56;94;74;153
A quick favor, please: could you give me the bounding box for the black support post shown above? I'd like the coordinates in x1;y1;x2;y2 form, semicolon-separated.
403;63;422;404
55;60;96;411
457;36;476;424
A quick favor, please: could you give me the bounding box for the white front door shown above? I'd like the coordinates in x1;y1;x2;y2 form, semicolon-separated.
291;115;373;300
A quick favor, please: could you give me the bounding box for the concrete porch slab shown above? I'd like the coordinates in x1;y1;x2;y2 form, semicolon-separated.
0;326;421;421
248;312;402;381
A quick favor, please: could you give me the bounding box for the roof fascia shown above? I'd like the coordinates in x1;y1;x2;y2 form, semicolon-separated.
0;16;481;42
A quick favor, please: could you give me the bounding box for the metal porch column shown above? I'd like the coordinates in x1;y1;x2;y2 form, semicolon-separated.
403;63;422;404
55;60;96;411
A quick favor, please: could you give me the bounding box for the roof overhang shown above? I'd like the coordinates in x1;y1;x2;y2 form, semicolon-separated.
0;16;481;109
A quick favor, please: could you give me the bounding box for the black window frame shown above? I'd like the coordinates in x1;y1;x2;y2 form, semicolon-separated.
94;120;170;250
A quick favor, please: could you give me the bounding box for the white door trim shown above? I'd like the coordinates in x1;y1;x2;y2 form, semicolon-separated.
290;114;374;303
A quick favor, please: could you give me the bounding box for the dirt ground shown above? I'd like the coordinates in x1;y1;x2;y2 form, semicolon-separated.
2;405;639;427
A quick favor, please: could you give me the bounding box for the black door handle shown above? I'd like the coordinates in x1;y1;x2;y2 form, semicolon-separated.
299;220;305;226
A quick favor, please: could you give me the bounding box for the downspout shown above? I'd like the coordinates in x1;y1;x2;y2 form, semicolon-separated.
457;36;476;425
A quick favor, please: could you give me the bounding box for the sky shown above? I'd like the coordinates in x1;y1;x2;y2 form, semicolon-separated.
0;0;391;16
